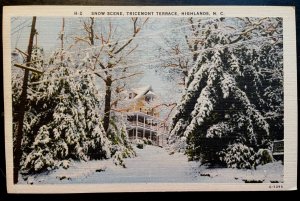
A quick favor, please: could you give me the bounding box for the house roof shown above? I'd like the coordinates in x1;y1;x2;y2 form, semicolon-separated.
132;85;155;99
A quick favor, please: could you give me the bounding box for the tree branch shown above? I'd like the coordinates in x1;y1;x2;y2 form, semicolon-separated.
113;17;148;55
99;61;106;69
15;48;28;57
74;36;92;46
94;72;105;81
230;18;268;44
152;103;177;110
113;38;134;55
163;103;177;122
14;63;44;74
89;17;95;45
110;98;122;108
126;44;139;56
112;72;143;82
150;103;178;123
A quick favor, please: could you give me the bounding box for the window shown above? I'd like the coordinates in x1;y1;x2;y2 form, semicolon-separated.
129;93;133;99
145;95;151;102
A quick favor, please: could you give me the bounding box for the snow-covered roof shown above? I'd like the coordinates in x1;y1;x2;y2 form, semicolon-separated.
131;85;155;99
147;91;156;96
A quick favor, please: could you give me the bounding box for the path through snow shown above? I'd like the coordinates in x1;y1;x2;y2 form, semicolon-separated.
20;145;283;184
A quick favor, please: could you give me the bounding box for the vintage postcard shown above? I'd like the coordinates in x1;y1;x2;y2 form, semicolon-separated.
2;6;297;192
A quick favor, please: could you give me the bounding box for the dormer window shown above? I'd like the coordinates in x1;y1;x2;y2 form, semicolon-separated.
145;95;151;102
129;92;133;99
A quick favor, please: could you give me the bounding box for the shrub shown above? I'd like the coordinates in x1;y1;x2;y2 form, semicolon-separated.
142;137;153;145
218;143;256;169
136;143;144;149
134;139;144;149
218;143;274;169
255;149;274;165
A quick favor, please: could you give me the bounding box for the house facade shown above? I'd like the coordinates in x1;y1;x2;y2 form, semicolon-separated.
120;85;168;147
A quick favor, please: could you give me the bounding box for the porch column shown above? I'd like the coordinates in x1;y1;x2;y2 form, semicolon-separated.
136;113;138;140
150;119;152;141
156;121;159;146
143;115;145;139
162;124;164;147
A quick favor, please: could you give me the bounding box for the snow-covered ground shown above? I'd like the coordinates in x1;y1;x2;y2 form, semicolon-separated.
19;145;283;184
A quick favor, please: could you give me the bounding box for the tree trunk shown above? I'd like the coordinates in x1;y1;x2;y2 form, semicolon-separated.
90;17;94;45
14;16;36;184
103;76;112;133
61;18;65;50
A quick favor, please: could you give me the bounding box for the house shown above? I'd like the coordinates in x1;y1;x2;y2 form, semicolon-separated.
120;85;168;147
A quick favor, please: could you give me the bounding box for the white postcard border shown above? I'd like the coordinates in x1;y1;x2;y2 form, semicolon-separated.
3;6;297;192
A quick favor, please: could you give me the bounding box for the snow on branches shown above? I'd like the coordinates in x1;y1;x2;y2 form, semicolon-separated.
168;17;283;168
12;17;147;175
15;49;112;174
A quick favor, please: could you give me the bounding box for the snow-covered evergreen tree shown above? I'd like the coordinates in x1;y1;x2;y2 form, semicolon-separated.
12;46;45;154
168;17;283;168
107;112;136;167
14;49;112;174
12;17;142;175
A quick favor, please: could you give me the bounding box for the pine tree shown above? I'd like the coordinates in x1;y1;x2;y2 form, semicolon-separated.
13;49;112;174
108;112;136;167
12;17;141;175
168;17;283;168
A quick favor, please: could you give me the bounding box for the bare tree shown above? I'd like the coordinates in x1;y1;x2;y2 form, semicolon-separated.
158;42;189;86
156;17;206;88
75;17;148;132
